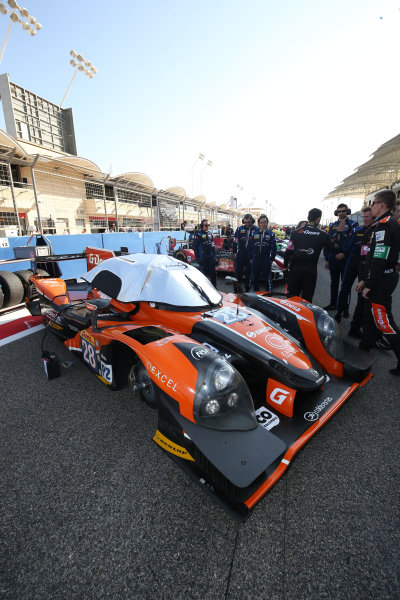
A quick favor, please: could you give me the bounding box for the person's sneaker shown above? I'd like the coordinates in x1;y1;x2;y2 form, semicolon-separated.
334;312;342;323
343;310;350;318
348;328;362;339
376;338;391;350
323;304;336;311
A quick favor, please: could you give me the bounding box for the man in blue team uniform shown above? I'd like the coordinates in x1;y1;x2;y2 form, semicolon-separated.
233;213;258;292
251;214;276;291
335;206;373;322
192;219;217;287
323;203;357;311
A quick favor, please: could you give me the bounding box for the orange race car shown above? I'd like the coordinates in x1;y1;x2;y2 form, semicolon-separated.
26;246;374;520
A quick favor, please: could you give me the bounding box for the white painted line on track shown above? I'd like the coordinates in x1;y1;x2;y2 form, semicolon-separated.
0;324;44;346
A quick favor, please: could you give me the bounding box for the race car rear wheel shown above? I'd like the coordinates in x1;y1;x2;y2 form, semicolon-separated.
0;271;24;308
128;360;159;409
173;249;188;263
14;269;49;301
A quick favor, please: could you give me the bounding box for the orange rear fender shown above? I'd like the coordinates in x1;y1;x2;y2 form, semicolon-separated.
29;276;70;306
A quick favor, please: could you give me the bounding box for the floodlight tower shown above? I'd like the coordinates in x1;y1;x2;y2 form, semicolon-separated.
0;1;42;64
200;160;213;196
191;153;205;196
60;50;97;108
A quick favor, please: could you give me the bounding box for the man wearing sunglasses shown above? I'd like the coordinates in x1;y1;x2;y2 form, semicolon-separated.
233;213;258;291
323;203;357;311
355;190;400;375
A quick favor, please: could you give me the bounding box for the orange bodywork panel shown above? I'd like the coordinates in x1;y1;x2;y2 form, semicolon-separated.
30;276;70;306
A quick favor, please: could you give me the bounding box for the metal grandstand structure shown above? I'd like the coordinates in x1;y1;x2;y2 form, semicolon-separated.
326;133;400;200
0;128;240;236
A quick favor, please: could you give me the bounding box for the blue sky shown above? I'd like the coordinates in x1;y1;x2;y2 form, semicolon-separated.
0;0;399;222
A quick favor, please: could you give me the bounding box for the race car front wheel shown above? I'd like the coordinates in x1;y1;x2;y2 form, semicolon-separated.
128;360;159;409
173;249;187;263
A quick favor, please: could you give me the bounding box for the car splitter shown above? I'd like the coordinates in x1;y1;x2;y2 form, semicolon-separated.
154;371;373;521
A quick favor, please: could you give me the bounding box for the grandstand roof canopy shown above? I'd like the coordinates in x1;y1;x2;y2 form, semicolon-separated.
118;172;154;188
326;133;400;199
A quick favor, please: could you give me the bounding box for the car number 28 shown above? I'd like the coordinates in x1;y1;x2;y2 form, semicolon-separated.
81;337;98;372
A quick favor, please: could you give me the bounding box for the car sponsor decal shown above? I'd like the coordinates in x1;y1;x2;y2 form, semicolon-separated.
146;360;178;391
254;298;310;322
304;396;334;421
255;406;280;430
191;345;210;360
246;326;271;338
373;244;389;259
371;303;396;334
153;429;194;461
266;378;296;417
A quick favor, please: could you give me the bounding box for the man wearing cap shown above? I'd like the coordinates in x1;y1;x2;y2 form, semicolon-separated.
323;203;357;311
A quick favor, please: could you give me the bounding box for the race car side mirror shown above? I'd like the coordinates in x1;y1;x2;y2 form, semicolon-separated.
85;298;111;332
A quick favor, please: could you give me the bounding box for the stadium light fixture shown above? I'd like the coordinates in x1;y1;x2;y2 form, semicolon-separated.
200;160;213;196
0;2;42;64
60;50;97;108
191;152;205;196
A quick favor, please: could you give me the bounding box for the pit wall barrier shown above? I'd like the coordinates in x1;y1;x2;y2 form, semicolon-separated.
0;231;185;279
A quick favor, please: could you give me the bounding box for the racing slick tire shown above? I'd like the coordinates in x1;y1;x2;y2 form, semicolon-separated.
0;284;4;309
0;271;24;308
14;269;35;300
128;360;159;409
173;249;188;263
14;268;49;301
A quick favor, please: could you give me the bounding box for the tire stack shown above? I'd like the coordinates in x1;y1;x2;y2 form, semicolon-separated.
0;268;48;310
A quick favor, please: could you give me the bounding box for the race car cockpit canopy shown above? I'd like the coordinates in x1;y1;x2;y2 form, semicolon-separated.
82;253;222;307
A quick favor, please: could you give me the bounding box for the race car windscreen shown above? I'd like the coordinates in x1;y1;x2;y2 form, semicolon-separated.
82;253;222;307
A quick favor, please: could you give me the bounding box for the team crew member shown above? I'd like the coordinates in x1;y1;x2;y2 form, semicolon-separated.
335;206;373;323
251;215;276;291
347;207;375;336
192;219;217;287
355;190;400;376
323;203;357;310
233;213;258;291
284;208;330;303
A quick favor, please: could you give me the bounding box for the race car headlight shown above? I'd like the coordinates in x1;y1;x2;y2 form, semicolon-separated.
316;310;344;360
215;365;235;391
193;358;256;431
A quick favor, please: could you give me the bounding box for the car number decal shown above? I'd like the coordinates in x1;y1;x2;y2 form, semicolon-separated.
208;306;248;324
100;361;112;383
255;406;280;430
81;337;98;372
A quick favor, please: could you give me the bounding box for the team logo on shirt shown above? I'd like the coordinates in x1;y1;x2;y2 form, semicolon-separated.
373;244;389;259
